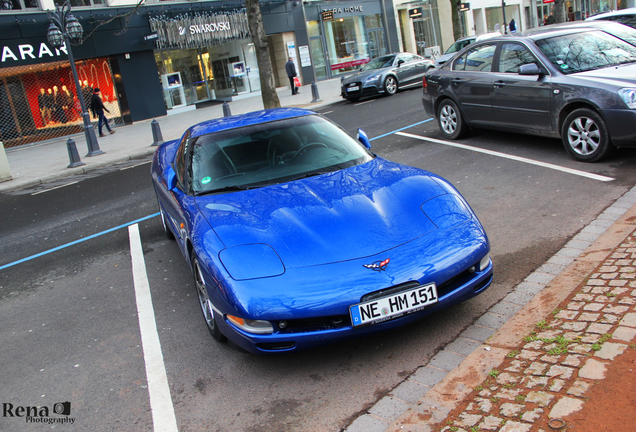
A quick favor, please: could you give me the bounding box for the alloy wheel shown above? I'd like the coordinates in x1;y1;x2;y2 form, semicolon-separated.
440;104;458;135
567;116;600;156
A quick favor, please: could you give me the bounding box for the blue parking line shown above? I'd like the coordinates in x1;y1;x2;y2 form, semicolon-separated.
0;213;160;271
369;119;433;141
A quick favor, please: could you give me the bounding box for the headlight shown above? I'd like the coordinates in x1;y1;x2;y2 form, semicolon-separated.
365;74;381;82
479;254;491;271
227;315;274;334
618;88;636;109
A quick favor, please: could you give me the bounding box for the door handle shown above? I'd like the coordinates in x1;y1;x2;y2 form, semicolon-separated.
451;78;462;84
494;81;506;88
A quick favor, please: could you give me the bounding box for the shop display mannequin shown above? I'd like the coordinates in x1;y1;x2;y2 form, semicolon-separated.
61;85;73;123
38;88;51;125
81;80;92;111
46;88;55;125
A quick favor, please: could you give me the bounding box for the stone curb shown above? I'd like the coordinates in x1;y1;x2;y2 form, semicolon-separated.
345;184;636;432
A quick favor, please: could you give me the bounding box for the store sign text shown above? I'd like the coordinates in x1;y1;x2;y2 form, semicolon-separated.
323;5;363;14
184;22;231;35
1;43;67;63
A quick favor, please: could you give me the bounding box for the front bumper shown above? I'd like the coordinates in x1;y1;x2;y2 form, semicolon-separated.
208;219;492;354
341;80;383;100
604;108;636;147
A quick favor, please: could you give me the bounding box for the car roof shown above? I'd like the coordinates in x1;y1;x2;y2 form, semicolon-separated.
587;6;636;20
188;107;315;138
514;23;614;40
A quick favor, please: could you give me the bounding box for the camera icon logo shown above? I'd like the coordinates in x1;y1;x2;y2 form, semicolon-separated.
53;402;71;416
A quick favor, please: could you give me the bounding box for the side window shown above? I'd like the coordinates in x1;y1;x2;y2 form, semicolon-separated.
174;130;191;188
499;43;537;73
453;43;497;72
397;54;410;64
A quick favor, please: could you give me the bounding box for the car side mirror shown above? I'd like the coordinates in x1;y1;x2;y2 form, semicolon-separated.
397;59;405;67
356;128;372;149
519;63;542;76
166;165;178;191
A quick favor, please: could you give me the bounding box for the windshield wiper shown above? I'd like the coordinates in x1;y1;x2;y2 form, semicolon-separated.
195;184;251;196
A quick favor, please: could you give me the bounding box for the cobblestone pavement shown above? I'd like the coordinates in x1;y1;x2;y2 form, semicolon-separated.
434;233;636;432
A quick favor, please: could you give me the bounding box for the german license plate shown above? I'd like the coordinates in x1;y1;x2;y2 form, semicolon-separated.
350;283;438;327
346;86;359;92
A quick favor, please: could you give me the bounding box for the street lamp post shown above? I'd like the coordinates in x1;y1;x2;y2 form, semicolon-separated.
47;0;103;157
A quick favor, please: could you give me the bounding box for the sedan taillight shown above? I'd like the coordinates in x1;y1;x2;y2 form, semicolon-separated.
423;76;427;88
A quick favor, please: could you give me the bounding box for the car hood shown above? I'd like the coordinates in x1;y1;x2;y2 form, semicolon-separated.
195;159;462;268
342;68;389;84
573;62;636;87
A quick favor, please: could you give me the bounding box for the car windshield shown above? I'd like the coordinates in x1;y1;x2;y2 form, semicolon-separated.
445;39;473;54
600;24;636;46
360;55;396;71
189;115;374;195
536;30;636;74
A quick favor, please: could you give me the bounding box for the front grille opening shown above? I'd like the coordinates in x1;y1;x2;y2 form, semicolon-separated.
278;315;352;333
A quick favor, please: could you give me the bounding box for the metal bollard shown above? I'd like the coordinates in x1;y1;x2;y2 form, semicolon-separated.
311;82;322;103
151;119;165;146
66;138;85;168
223;101;232;117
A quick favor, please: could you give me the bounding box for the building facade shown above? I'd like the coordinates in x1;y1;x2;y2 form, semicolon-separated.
0;0;399;148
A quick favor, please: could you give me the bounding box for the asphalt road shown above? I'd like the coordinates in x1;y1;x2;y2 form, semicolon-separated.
2;87;636;432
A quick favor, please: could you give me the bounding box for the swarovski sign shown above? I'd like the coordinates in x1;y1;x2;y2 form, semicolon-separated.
149;10;250;50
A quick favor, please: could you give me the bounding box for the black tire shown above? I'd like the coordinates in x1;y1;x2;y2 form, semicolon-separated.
192;256;226;342
158;203;174;240
384;76;397;96
437;99;468;140
561;108;613;162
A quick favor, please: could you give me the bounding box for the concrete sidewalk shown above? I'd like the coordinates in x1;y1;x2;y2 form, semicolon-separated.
0;78;344;195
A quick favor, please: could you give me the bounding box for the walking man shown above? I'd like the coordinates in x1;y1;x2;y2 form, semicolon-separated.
285;57;298;95
90;88;115;137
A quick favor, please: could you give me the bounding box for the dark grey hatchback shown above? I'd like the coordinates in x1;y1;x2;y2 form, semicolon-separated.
422;23;636;162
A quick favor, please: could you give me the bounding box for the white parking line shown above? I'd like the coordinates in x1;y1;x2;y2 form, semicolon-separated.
120;160;152;170
396;132;615;182
128;224;179;432
354;100;375;106
31;181;78;195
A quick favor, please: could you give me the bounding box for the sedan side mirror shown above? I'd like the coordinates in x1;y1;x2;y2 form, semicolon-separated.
397;59;405;67
519;63;542;76
356;128;372;149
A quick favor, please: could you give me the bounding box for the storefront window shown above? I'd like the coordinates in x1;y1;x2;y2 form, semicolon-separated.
307;20;322;37
1;0;38;10
53;0;106;7
324;17;370;75
365;14;383;29
0;58;121;148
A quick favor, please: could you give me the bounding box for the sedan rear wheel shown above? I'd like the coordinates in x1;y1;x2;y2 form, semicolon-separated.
437;99;468;139
193;256;226;342
562;108;612;162
384;76;397;95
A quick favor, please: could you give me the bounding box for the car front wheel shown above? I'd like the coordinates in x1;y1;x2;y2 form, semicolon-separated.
437;99;467;139
384;76;397;95
192;256;226;342
562;108;612;162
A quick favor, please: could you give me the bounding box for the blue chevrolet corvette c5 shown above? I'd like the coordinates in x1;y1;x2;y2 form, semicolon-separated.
151;107;493;354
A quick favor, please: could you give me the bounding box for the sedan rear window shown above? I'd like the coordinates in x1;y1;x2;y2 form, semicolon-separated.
536;30;636;74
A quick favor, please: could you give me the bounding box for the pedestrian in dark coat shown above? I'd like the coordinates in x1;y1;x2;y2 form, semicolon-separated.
285;57;298;95
90;88;115;137
509;19;516;33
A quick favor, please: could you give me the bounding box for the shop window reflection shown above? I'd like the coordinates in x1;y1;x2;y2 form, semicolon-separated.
1;0;38;10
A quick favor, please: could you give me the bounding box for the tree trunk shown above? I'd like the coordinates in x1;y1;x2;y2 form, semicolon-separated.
245;0;281;109
554;0;566;23
452;0;462;41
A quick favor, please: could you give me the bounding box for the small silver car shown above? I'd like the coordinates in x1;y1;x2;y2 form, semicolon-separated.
340;53;434;102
